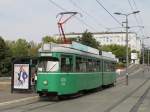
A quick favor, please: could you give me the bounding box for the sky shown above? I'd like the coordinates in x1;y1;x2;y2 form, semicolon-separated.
0;0;150;46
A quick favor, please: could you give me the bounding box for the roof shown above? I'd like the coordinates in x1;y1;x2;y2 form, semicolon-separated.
39;43;117;62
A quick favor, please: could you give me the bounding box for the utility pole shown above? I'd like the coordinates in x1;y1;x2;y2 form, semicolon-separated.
143;45;145;64
148;49;149;66
114;11;140;85
125;15;129;85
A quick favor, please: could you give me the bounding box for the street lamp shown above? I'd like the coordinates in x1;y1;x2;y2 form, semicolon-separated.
114;11;140;85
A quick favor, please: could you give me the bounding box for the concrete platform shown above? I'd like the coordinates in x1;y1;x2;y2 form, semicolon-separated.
0;80;37;104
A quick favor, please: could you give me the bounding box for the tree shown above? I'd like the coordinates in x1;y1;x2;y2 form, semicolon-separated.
42;36;57;43
28;41;41;57
0;37;12;76
7;39;30;57
101;44;131;63
79;31;100;49
0;36;6;60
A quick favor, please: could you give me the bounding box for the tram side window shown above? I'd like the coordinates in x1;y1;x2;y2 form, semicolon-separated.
76;57;86;72
61;55;73;72
110;63;116;72
87;59;92;72
97;61;101;72
105;62;114;72
93;60;97;72
86;59;98;72
104;62;110;72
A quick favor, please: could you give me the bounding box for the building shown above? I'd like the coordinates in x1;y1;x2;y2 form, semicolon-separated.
54;32;142;64
54;32;142;52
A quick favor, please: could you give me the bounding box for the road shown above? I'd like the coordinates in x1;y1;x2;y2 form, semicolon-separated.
0;65;150;112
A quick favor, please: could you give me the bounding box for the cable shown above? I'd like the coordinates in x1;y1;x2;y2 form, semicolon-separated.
48;0;98;31
128;0;146;37
95;0;122;26
69;0;108;30
127;0;140;27
127;0;145;37
48;0;66;11
133;0;145;36
128;0;134;10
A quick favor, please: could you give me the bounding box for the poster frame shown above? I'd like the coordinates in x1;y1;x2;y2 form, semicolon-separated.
11;62;31;92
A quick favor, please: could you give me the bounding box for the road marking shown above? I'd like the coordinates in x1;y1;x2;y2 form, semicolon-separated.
0;82;11;84
0;96;38;106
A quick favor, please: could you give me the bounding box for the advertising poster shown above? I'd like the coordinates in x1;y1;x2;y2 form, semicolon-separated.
13;64;29;89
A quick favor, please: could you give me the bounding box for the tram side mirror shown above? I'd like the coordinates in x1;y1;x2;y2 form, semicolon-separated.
65;58;70;65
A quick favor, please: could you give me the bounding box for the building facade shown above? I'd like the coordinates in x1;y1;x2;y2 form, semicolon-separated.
57;32;142;52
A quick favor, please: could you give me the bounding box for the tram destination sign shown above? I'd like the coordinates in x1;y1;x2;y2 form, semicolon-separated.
40;53;52;57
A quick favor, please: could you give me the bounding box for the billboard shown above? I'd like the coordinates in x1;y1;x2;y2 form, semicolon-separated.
131;53;138;60
13;64;29;89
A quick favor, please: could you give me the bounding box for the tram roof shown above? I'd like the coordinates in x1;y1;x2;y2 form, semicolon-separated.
39;43;117;62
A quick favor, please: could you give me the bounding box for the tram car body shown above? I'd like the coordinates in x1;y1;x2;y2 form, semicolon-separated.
36;42;117;97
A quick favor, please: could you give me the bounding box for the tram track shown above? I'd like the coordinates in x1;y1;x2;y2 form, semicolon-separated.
0;98;59;112
20;101;58;112
0;100;39;112
129;85;150;112
104;77;150;112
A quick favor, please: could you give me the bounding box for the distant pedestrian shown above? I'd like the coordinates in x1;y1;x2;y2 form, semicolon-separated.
34;74;37;90
143;69;145;74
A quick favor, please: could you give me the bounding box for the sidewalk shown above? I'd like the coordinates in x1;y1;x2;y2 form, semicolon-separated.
0;80;37;104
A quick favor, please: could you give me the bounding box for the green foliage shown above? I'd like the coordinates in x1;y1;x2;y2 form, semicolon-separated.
101;44;131;62
28;41;41;57
79;31;100;49
0;37;12;76
116;62;126;68
42;36;57;43
131;49;137;53
6;39;30;57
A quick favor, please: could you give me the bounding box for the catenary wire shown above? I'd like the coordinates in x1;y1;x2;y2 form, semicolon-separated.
129;0;146;37
95;0;122;26
48;0;99;31
69;0;109;30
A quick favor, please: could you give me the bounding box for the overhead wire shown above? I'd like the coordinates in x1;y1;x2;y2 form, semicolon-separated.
128;0;146;37
127;0;140;29
47;0;98;31
69;0;109;30
127;0;143;34
95;0;122;26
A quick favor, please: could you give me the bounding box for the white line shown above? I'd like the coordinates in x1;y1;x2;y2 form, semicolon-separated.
0;96;38;106
0;82;10;84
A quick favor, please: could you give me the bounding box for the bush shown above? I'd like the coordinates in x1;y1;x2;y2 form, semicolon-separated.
116;62;126;69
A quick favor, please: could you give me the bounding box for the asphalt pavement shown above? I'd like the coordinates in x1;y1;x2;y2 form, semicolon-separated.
0;65;150;112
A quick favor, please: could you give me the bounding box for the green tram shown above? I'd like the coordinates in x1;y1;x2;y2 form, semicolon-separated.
36;42;117;97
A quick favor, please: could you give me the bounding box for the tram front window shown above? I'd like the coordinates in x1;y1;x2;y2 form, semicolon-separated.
38;57;59;72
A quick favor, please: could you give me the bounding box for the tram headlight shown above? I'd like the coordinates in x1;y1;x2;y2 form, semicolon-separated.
43;80;48;85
